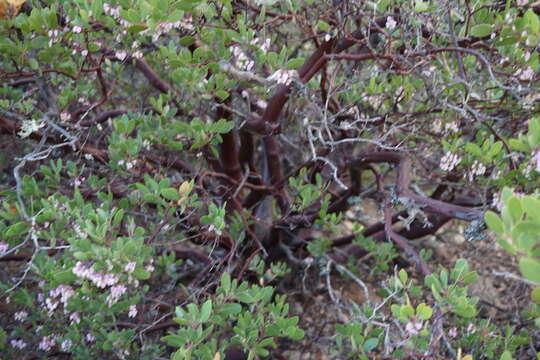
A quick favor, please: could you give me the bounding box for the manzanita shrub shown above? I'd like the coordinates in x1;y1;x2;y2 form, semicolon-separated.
1;0;539;358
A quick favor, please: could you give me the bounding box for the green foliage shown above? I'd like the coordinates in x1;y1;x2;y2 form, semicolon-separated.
485;190;540;287
162;273;304;360
1;0;540;358
484;189;540;332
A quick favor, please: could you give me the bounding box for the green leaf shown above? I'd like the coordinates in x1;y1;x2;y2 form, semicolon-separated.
531;287;540;303
525;9;539;33
485;211;505;235
5;221;29;237
54;269;77;283
363;337;379;352
519;258;540;284
220;272;231;293
133;267;151;280
220;303;242;315
487;141;503;158
216;90;229;100
288;328;304;340
496;236;516;255
112;208;124;227
522;197;540;221
402;304;414;318
509;138;530;152
257;337;276;348
161;334;185;347
471;24;494;37
464;142;482;156
200;299;212;323
507;197;523;222
88;43;100;52
529;118;540;146
462;271;478;285
161;188;180;201
285;57;304;69
416;303;433;320
28;58;39;70
315;20;330;32
453;304;477;318
398;269;408;284
500;350;513;360
236;292;255;304
414;0;428;12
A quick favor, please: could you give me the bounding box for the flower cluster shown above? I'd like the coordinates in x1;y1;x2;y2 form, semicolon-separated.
152;17;193;41
61;339;72;351
405;320;423;335
268;69;297;85
440;151;461;172
103;3;128;27
69;312;81;325
118;159;138;170
106;284;127;306
45;285;75;315
39;334;58;352
231;45;255;71
47;29;62;47
386;16;397;30
128;304;138;318
251;37;271;53
124;262;136;273
10;339;27;350
72;261;119;288
115;50;128;61
467;160;486;181
14;311;28;322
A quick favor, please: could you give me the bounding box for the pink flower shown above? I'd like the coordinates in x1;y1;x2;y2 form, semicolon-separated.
14;311;28;322
124;262;136;273
86;333;96;343
145;264;155;273
39;334;58;351
519;67;535;80
268;69;296;85
128;304;138;318
106;284;126;306
405;320;423;335
440;151;461;172
61;339;72;351
72;261;92;278
70;312;80;324
115;50;128;61
386;16;397;30
0;241;8;255
50;285;75;305
45;298;59;314
10;339;27;349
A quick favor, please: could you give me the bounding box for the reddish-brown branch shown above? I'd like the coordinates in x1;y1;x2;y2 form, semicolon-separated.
217;98;242;182
134;58;172;94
